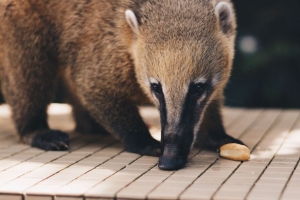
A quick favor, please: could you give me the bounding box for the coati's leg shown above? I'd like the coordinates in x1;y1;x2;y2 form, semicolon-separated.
80;94;161;156
197;93;244;152
73;105;109;135
65;88;109;135
0;2;69;150
1;66;70;150
1;59;70;150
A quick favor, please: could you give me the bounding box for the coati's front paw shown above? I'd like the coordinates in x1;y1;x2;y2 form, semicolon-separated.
124;138;161;157
206;132;245;152
31;130;70;151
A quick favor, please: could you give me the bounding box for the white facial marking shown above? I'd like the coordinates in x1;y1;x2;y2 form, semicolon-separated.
149;77;159;84
212;73;221;86
191;77;210;147
149;78;160;104
194;77;208;104
125;10;140;34
194;77;207;84
142;76;150;87
197;92;207;104
183;84;189;95
192;113;205;149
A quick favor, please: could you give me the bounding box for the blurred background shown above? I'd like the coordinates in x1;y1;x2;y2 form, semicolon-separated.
0;0;299;108
225;0;300;108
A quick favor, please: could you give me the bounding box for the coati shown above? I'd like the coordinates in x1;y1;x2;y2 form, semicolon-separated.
0;0;244;170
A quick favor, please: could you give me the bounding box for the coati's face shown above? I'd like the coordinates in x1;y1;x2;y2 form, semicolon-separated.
126;0;236;170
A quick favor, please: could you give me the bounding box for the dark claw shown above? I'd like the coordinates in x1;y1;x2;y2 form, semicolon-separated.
58;142;70;150
31;130;70;151
45;143;60;151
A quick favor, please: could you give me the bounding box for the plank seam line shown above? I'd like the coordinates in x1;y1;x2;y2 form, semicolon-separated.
224;108;246;129
82;150;144;199
279;157;300;200
177;155;219;200
114;159;164;200
178;108;262;200
222;109;246;129
142;148;203;200
278;114;300;200
0;135;19;150
0;148;45;182
25;139;118;198
209;109;267;200
231;109;264;140
0;135;92;196
244;111;299;200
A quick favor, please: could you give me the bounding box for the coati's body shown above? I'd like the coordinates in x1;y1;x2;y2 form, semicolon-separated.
0;0;243;169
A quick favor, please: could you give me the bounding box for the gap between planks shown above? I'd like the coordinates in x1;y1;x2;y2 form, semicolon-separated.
1;104;300;200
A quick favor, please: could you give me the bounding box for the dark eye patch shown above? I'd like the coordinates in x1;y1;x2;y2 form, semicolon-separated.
150;82;167;136
190;82;209;98
193;82;207;95
151;83;162;95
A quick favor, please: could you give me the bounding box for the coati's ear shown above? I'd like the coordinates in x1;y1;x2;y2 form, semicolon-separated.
215;2;233;34
125;10;140;35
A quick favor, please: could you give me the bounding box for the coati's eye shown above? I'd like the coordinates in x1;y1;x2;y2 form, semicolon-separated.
193;83;206;95
151;83;162;95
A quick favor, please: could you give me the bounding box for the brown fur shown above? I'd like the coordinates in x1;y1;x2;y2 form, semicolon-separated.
0;0;243;167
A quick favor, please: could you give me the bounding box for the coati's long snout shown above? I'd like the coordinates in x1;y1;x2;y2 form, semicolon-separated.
153;81;208;170
159;129;193;170
124;0;241;170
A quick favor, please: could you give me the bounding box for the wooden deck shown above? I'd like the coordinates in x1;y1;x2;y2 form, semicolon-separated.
0;104;300;200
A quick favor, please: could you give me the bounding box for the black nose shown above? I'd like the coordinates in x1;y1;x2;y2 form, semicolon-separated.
158;144;188;170
158;155;186;170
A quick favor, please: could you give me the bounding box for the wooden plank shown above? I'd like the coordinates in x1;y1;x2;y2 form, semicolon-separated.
180;109;264;200
213;110;299;200
222;108;244;127
0;194;22;200
1;104;300;200
25;140;118;196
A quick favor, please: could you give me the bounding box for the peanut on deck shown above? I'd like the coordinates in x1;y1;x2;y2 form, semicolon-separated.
0;104;299;200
